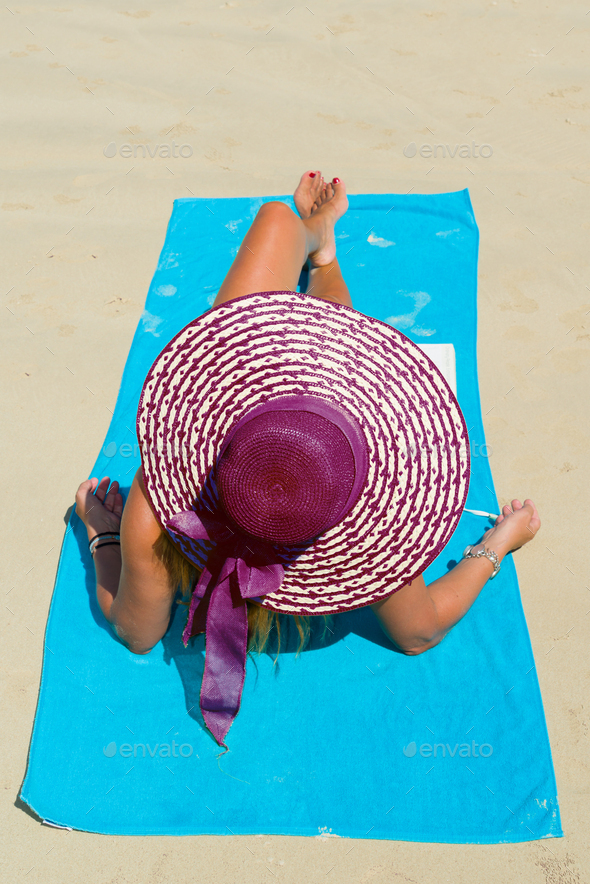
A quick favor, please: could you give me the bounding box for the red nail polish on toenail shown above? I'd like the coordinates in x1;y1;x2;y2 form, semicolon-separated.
309;172;316;178
333;177;340;183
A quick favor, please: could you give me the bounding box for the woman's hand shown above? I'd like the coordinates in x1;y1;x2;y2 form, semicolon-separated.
480;498;541;555
75;476;123;542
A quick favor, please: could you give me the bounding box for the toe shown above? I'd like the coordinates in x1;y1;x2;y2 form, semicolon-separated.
502;503;513;516
512;499;523;511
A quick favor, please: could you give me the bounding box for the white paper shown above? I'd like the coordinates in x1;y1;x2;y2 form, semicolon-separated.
415;343;457;396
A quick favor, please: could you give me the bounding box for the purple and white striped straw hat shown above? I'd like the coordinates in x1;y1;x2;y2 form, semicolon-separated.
137;290;470;747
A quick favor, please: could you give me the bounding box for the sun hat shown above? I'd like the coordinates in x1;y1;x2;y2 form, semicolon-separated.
137;290;470;747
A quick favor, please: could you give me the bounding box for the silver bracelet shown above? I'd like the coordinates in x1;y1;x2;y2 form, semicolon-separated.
463;544;501;579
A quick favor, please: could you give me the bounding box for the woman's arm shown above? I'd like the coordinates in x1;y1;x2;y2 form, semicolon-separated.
75;470;175;654
370;498;541;654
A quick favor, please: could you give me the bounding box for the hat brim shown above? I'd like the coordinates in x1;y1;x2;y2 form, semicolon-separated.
137;291;470;615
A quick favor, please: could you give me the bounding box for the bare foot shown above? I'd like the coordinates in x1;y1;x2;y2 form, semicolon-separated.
301;177;349;267
294;170;325;219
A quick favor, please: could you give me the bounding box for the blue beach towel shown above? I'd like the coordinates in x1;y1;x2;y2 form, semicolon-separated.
21;191;562;842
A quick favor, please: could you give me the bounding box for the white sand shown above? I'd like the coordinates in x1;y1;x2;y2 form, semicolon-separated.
2;1;589;881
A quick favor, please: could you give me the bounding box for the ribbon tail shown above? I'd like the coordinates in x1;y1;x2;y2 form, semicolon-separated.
199;571;249;748
182;566;214;647
185;551;285;747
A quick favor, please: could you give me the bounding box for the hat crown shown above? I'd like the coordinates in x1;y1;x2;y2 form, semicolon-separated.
216;398;366;544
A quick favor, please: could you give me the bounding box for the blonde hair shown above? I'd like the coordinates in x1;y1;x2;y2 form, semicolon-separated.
154;531;332;658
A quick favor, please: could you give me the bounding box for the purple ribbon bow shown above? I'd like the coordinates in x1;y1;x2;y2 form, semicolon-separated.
166;509;285;748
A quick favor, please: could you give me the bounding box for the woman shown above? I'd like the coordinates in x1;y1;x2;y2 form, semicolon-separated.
75;171;540;744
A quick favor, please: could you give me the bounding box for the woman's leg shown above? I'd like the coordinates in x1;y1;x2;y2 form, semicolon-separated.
305;258;352;308
213;172;352;309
